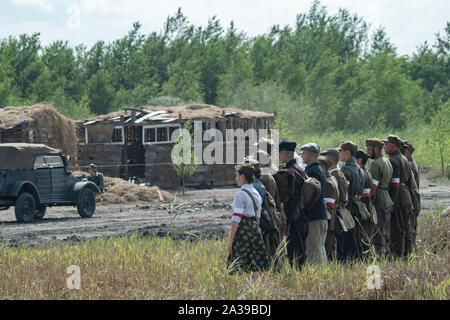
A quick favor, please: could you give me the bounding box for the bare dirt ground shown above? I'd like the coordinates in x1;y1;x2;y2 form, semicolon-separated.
0;179;449;246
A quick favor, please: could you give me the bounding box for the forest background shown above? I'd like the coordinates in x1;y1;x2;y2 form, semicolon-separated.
0;1;448;172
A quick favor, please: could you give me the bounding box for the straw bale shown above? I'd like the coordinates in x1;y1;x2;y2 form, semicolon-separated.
73;171;175;204
0;104;77;164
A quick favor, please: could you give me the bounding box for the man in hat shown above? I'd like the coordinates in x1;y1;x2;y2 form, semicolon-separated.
401;141;421;249
278;140;309;268
366;138;394;257
355;150;377;257
318;155;339;260
383;135;414;258
300;143;328;264
339;141;364;261
87;163;104;193
321;148;349;261
253;149;284;231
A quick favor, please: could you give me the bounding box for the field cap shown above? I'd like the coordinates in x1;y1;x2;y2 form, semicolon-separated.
355;150;370;162
318;155;331;169
300;142;320;154
365;138;384;149
279;140;297;152
338;141;358;153
383;135;403;148
402;141;415;153
320;148;340;160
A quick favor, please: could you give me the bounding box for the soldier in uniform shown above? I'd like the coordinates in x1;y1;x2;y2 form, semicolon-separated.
300;143;328;264
366;138;394;258
339;141;364;261
320;148;348;262
87;163;105;193
402;141;421;249
383;135;414;258
318;155;339;260
355;150;377;257
278;140;309;268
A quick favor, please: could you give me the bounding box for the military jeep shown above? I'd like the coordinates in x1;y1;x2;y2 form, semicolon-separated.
0;143;100;222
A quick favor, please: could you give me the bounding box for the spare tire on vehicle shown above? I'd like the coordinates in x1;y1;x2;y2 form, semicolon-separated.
77;188;96;218
15;192;36;223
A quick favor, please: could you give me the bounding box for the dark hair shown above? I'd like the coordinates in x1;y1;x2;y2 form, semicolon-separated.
236;164;255;183
355;151;369;165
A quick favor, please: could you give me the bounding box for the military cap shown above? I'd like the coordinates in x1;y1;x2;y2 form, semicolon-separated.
243;156;260;170
338;141;358;153
300;142;320;154
365;138;384;149
320;148;340;160
355;150;370;162
317;155;331;169
402;141;415;153
87;163;97;171
383;135;403;148
279;140;297;152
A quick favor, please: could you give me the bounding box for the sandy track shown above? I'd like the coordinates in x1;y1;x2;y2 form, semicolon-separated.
0;181;448;246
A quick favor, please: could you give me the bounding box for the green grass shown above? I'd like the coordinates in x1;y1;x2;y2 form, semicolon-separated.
0;210;448;299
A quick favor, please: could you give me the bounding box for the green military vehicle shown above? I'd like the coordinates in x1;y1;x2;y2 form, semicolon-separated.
0;143;100;222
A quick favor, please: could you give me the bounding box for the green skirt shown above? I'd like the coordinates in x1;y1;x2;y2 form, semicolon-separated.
227;217;270;273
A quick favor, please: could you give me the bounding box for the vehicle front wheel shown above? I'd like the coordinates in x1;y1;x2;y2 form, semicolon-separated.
35;205;46;220
15;192;36;223
77;188;96;218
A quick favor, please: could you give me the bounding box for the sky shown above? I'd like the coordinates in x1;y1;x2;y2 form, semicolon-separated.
1;0;449;56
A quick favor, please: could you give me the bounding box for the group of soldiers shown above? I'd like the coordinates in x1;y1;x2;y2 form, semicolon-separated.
247;134;421;267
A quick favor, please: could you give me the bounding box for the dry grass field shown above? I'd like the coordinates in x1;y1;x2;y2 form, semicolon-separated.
0;209;448;300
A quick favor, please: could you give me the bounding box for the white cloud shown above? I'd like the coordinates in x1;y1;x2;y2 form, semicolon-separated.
11;0;55;13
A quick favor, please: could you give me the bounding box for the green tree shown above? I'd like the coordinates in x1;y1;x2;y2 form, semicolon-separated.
428;101;450;175
87;70;114;114
171;120;198;194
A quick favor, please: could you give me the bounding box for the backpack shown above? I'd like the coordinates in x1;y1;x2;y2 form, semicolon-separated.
243;187;279;233
298;177;322;211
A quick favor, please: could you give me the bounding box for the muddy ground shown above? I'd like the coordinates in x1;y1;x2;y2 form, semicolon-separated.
0;179;449;246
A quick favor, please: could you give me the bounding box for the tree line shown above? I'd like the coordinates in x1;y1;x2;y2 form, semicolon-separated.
0;1;448;135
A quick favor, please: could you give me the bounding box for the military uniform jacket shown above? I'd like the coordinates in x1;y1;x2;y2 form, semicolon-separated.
360;168;376;216
341;158;365;218
388;151;413;207
324;172;339;218
87;172;104;192
369;154;394;211
330;168;347;206
260;174;281;210
284;159;308;225
304;161;328;221
409;158;420;189
340;159;364;197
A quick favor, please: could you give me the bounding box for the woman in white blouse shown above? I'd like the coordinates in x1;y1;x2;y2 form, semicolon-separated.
227;164;270;273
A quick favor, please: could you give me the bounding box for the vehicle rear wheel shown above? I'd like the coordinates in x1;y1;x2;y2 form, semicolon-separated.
35;205;46;219
77;188;95;218
15;192;36;223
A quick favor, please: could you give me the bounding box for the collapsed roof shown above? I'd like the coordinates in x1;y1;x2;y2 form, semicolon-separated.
80;104;275;125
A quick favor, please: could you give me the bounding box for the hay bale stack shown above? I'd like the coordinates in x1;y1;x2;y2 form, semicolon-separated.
98;176;176;204
72;171;175;204
0;104;77;164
